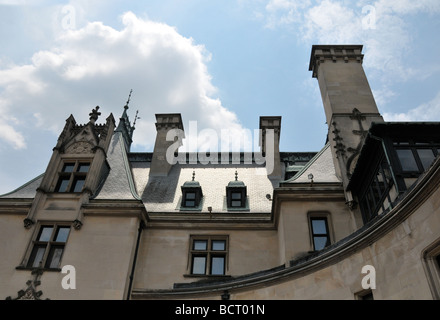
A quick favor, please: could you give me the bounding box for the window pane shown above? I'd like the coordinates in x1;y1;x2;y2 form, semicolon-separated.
231;200;242;207
62;163;75;173
55;227;70;242
38;226;54;242
71;177;85;192
211;256;225;275
396;149;418;171
417;149;435;171
77;163;90;173
186;192;196;200
192;256;206;275
28;246;46;268
46;246;64;269
311;219;327;235
212;240;226;251
231;192;242;200
56;178;70;192
185;200;195;207
193;240;207;251
313;236;328;251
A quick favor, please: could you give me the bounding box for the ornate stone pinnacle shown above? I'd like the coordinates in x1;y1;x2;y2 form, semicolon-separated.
89;106;101;123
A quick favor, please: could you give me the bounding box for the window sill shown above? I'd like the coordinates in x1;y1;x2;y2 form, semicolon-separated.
16;265;62;272
183;274;231;279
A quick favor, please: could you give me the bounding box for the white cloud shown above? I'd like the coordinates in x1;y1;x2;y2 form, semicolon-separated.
383;90;440;121
0;11;250;153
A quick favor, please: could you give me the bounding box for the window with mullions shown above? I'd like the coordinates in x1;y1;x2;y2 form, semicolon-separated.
189;236;228;276
359;156;395;223
310;217;331;251
55;161;90;193
394;141;439;174
26;224;71;269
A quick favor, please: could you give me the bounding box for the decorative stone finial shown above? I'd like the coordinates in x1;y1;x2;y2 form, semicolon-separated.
89;106;101;123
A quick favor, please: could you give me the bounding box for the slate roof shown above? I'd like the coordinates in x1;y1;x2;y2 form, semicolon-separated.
282;143;340;184
0;174;44;199
128;161;279;213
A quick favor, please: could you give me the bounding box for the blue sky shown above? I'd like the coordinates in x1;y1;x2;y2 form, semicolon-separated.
0;0;440;194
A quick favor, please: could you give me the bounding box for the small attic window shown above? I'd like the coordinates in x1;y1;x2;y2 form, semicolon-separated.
226;171;247;209
180;171;203;210
55;160;90;193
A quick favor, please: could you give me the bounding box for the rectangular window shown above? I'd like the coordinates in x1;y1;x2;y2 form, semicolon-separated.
310;217;331;251
26;224;71;269
231;192;242;207
183;192;196;207
55;160;90;193
396;149;419;172
417;149;436;171
189;236;228;276
226;186;247;209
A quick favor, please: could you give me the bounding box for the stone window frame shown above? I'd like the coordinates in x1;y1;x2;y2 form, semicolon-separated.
53;158;91;193
422;238;440;300
307;212;333;252
185;235;229;277
17;221;72;271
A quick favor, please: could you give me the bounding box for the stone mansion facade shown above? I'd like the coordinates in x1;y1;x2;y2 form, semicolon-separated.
1;45;440;300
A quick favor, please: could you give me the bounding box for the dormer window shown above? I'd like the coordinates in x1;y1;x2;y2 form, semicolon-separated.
180;171;203;210
55;160;90;193
226;171;248;210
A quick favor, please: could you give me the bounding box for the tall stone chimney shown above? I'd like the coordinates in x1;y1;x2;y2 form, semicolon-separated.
150;113;185;176
309;45;384;187
259;116;282;179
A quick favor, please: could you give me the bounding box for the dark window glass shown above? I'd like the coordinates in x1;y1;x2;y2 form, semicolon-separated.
54;227;70;242
71;177;85;192
396;149;418;171
192;256;206;275
417;149;436;171
231;192;242;207
231;192;241;200
184;192;196;207
62;163;75;173
28;245;46;268
190;237;228;276
186;192;196;199
212;240;226;251
38;226;53;242
45;246;64;269
211;256;225;275
311;219;326;234
27;225;70;269
56;177;70;192
311;218;330;251
193;240;207;251
77;163;90;173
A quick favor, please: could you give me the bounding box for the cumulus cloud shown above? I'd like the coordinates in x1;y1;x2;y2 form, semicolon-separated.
383;91;440;121
259;0;440;120
0;11;250;152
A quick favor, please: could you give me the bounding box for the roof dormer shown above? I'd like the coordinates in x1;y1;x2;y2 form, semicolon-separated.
226;171;248;210
180;171;203;211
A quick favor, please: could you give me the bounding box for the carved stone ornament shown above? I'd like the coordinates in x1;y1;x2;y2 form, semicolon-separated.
65;140;93;154
5;265;49;300
23;218;34;229
73;219;83;230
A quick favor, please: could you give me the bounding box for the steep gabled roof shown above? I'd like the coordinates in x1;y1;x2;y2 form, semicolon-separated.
282;143;340;184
